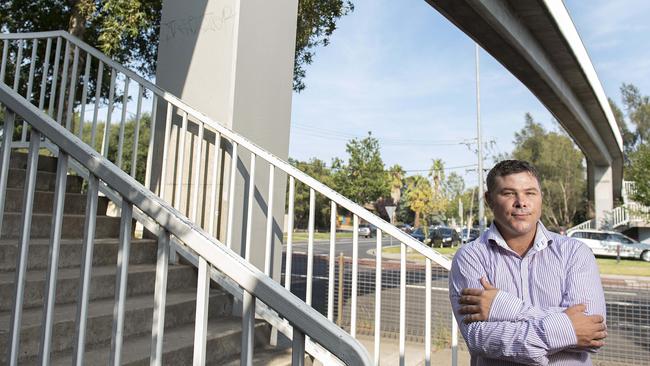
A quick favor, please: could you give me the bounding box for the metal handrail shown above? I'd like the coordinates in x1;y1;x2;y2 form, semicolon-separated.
0;30;451;270
0;81;371;365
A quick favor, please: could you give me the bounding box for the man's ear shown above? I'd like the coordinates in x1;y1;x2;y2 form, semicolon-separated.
484;191;492;209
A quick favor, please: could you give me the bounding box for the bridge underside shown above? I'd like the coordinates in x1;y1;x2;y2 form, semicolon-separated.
426;0;624;222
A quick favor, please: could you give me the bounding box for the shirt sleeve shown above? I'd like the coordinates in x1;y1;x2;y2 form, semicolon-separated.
450;246;577;365
488;241;606;324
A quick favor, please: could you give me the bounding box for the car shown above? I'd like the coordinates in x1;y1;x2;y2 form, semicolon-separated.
410;227;426;242
397;223;413;233
429;226;461;248
358;224;377;238
567;229;650;262
461;228;481;243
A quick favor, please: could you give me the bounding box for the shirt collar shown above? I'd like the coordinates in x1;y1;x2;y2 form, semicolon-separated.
484;221;554;254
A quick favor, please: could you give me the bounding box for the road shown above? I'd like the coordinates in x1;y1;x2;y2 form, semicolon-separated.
282;240;650;365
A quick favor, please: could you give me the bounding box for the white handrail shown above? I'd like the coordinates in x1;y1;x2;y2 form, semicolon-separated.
0;30;451;270
0;81;372;366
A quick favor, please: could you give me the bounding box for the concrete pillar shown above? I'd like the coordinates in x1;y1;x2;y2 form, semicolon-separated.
588;161;614;228
152;0;298;281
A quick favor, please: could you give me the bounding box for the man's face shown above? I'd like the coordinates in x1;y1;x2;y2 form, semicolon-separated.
486;172;542;239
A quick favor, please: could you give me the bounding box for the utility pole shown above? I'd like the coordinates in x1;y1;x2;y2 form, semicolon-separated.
475;43;485;231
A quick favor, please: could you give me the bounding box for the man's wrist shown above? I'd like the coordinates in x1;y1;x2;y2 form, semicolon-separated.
541;312;577;352
488;290;522;322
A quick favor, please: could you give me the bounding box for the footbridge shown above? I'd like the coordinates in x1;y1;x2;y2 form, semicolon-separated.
426;0;624;225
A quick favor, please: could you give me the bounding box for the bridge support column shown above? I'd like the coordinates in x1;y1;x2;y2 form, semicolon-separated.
588;162;614;229
152;0;298;281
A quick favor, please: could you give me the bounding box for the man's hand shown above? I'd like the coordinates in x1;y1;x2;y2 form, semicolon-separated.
459;277;499;323
564;304;607;348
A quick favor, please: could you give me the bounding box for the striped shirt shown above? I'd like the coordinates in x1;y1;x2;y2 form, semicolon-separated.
449;222;606;366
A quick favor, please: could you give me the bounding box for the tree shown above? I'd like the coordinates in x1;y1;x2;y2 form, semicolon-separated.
388;164;405;204
288;158;334;229
620;83;650;144
608;97;637;157
333;132;390;205
510;114;586;230
0;0;353;92
404;175;431;229
627;145;650;207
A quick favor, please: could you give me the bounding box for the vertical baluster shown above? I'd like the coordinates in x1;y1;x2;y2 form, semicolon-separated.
244;153;256;259
193;257;210;366
0;39;8;82
452;313;458;366
208;131;221;236
38;151;68;366
0;110;15;232
25;39;38;102
109;202;133;366
150;230;170;366
284;176;295;291
130;84;144;178
374;229;382;365
117;77;129;169
351;214;359;338
241;290;256;366
8;128;41;366
65;45;80;130
101;69;116;157
21;40;38;142
56;40;70;124
78;52;91;139
399;242;406;366
90;60;103;147
225;141;238;248
425;258;432;366
159;102;173;199
264;164;275;275
292;327;306;366
306;188;315;306
190;122;204;222
327;201;336;320
37;38;52;111
72;175;99;366
47;37;62;118
12;40;23;91
144;94;157;190
174;111;188;210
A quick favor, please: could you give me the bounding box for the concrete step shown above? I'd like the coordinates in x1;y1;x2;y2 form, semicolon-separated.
49;318;270;366
0;238;158;272
1;212;122;239
2;188;110;215
221;345;296;366
5;168;84;193
2;152;60;173
0;264;197;311
0;289;233;363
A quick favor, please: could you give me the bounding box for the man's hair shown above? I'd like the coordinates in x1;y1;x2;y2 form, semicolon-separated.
486;160;541;193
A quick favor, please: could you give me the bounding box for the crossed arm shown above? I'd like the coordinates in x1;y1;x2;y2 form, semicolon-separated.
449;244;607;365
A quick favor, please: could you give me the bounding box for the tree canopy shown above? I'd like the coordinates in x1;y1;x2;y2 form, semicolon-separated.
0;0;354;92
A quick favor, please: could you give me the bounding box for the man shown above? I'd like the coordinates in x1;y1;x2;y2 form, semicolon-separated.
449;160;607;365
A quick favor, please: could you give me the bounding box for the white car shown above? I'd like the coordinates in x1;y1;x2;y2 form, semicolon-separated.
567;229;650;262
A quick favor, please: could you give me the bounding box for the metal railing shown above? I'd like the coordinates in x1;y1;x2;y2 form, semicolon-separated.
0;82;371;365
1;31;458;365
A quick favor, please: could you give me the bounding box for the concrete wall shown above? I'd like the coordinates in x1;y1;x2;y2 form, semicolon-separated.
153;0;298;280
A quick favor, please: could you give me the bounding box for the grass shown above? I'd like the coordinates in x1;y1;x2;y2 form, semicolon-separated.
382;245;459;261
283;231;354;242
596;257;650;277
381;246;650;277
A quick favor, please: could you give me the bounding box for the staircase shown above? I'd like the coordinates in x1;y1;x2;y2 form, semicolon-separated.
0;151;287;365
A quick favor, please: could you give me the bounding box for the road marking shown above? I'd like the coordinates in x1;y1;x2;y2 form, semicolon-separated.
606;301;639;307
604;291;638;297
406;284;448;292
615;322;650;330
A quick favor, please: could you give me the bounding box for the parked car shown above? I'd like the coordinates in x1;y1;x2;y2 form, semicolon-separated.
358;224;377;238
429;226;461;248
567;229;650;262
461;228;481;243
410;227;426;242
397;223;413;233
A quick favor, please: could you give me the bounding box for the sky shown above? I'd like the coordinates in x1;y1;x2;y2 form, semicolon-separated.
288;0;650;186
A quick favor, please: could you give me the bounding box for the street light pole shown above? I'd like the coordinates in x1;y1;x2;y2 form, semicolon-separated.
475;43;486;231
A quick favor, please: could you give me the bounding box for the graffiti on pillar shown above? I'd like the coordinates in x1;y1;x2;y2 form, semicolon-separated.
162;7;236;42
